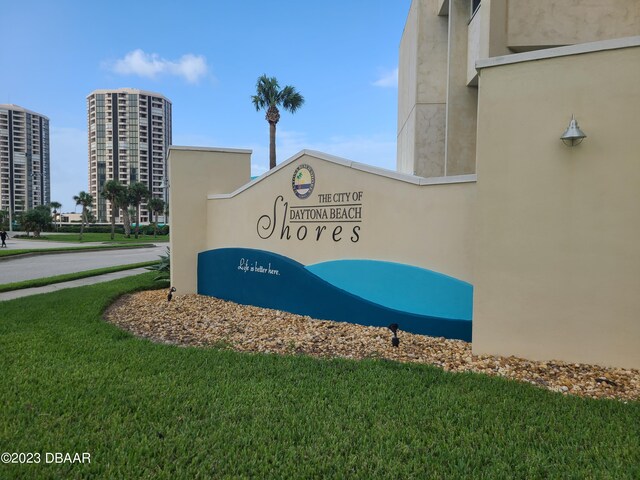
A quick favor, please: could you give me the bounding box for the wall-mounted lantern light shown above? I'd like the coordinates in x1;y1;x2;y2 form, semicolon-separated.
561;115;587;146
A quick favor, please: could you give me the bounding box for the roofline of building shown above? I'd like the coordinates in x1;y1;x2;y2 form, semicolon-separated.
208;149;476;200
477;35;640;71
86;88;172;102
168;145;253;155
0;104;50;120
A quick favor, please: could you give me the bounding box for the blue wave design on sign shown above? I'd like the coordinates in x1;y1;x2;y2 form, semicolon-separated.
198;248;472;341
306;260;472;321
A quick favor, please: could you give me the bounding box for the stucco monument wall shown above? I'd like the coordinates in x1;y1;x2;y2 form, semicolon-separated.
170;148;476;340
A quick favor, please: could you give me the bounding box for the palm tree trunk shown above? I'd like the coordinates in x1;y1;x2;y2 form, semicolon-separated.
123;209;131;237
269;121;277;169
80;207;86;240
153;210;158;238
110;203;116;240
135;205;140;239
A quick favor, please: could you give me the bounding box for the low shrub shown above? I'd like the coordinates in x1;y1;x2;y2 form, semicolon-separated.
57;225;114;234
54;225;169;235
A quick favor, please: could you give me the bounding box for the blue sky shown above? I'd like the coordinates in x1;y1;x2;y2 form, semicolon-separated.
1;0;412;212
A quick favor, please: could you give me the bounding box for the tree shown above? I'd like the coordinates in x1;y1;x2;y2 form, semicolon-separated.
128;182;149;239
127;206;136;233
102;180;125;240
49;201;62;231
73;191;94;240
22;205;52;238
251;74;305;169
147;197;165;238
117;191;132;238
0;210;9;230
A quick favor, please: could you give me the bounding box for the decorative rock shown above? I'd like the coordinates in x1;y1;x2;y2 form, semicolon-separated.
104;291;640;402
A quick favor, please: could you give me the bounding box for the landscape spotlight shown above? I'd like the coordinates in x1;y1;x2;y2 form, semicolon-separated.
388;323;400;347
167;286;176;302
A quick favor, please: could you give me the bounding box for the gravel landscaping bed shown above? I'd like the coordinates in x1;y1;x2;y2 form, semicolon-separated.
104;290;640;402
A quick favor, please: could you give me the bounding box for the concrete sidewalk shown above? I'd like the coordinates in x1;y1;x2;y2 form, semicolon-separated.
0;268;149;301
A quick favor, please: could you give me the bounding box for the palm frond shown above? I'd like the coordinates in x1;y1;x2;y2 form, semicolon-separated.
253;74;282;110
280;85;305;113
251;94;266;111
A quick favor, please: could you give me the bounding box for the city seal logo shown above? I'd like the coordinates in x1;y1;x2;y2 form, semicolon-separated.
292;164;315;199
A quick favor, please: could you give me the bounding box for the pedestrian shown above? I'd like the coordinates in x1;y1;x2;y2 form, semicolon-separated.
0;230;7;248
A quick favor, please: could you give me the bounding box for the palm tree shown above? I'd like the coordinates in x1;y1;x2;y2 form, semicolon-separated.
73;191;94;240
0;209;9;230
128;182;149;239
251;74;305;169
49;201;62;231
127;206;136;235
114;189;132;238
147;197;165;238
102;180;125;240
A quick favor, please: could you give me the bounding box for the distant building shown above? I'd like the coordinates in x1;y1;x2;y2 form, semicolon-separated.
60;212;83;223
87;88;172;223
0;104;50;216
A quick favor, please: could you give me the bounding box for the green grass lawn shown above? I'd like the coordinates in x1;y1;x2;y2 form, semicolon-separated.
0;244;153;258
1;273;638;479
17;232;169;243
0;261;156;293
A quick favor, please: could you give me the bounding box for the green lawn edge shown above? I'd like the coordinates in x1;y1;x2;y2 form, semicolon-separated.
13;232;170;244
0;243;154;258
0;261;157;293
0;273;638;478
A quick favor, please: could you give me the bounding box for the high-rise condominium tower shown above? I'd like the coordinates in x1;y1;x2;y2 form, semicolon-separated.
87;88;172;223
0;104;50;219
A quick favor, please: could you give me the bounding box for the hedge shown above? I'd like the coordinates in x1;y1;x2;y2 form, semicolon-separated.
54;225;170;235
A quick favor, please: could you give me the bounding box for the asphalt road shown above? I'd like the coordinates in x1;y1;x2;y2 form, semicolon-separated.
0;242;166;283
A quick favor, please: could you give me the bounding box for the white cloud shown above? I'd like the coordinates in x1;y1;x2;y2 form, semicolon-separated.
372;67;398;88
110;49;209;84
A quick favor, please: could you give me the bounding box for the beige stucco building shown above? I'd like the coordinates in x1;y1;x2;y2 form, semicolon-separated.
394;0;640;367
472;39;640;368
87;88;172;223
397;0;640;178
169;2;640;369
0;104;50;217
